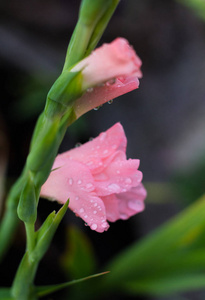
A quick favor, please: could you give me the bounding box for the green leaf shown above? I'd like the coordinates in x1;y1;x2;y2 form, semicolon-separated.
36;272;109;298
124;274;205;296
32;200;69;261
60;225;97;278
0;288;13;300
102;195;205;296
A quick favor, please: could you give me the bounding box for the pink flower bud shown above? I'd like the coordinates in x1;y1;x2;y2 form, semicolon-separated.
71;38;142;118
41;123;146;233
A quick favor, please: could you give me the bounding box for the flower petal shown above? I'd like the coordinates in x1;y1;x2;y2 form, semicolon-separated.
41;160;109;233
71;38;142;90
102;184;146;222
57;123;127;174
94;158;142;196
73;76;139;119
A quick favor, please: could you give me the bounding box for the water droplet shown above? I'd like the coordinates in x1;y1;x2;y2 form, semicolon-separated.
108;99;113;104
79;208;84;213
89;137;94;141
86;183;93;189
93;210;97;214
75;196;79;201
93;105;102;111
103;149;108;154
68;178;73;185
108;183;121;193
102;222;108;229
125;178;132;184
84;223;88;226
75;142;82;148
91;224;98;230
116;170;120;174
84;215;88;219
94;203;98;207
87;87;93;92
106;78;116;86
77;180;82;185
99;132;107;141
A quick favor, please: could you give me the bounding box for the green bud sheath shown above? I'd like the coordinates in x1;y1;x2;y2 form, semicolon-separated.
17;175;37;224
63;0;120;70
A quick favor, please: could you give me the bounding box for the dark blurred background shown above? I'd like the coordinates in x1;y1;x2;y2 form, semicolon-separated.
0;0;205;299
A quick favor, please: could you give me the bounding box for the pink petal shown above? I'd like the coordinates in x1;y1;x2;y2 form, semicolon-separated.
102;184;146;222
57;123;127;174
73;76;139;119
94;158;142;196
71;38;142;90
41;160;109;233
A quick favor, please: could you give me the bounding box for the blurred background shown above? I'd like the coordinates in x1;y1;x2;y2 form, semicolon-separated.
0;0;205;299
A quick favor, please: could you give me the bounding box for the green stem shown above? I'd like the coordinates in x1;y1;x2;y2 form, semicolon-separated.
11;252;38;300
25;223;36;254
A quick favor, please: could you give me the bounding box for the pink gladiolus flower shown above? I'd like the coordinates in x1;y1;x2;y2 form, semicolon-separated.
71;38;142;118
41;123;146;233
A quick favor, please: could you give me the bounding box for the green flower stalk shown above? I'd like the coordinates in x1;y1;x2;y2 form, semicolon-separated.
0;0;120;299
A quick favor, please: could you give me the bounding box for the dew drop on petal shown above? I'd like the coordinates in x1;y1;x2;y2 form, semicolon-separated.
75;196;79;201
108;183;121;193
87;87;93;92
86;183;93;189
77;180;82;185
94;203;98;207
102;222;108;228
91;224;98;230
99;132;107;141
93;105;102;111
108;99;113;104
84;215;88;219
68;178;73;185
106;78;116;86
125;178;132;184
79;208;84;213
75;142;82;148
93;211;97;214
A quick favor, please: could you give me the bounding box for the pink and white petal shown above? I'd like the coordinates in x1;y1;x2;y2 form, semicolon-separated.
102;184;146;222
117;184;146;220
41;160;109;233
58;123;127;174
94;159;142;196
101;194;120;222
71;38;142;90
73;76;139;119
